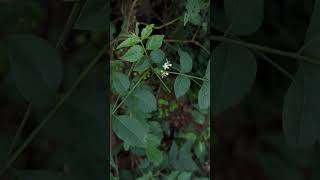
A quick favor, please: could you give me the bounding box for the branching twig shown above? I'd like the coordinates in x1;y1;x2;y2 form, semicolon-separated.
165;39;210;54
126;0;139;33
211;35;320;65
140;17;180;30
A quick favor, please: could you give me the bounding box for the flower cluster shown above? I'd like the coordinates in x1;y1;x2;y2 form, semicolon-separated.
160;59;172;78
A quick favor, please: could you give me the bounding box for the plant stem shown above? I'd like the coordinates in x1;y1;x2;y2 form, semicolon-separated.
126;0;139;33
112;62;136;112
254;51;294;80
167;71;208;82
165;39;210;54
55;0;87;48
0;43;108;177
210;35;320;65
140;17;180;29
112;75;144;115
7;104;32;156
154;17;180;29
140;42;171;92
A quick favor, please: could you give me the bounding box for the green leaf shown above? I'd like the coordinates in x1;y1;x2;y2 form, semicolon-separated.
177;172;192;180
146;35;164;50
204;60;210;80
74;0;108;31
112;72;130;95
195;141;206;160
178;49;193;73
120;45;144;62
169;141;178;166
141;24;154;40
133;56;150;73
113;115;149;147
16;170;71;180
165;171;180;180
8;34;62;106
224;0;264;35
174;141;198;171
125;86;157;113
184;0;207;26
191;110;205;124
135;22;140;35
146;134;161;147
146;146;163;166
116;36;140;49
174;75;191;98
213;43;256;114
283;63;320;148
198;82;210;110
150;49;165;64
149;121;163;139
184;11;201;26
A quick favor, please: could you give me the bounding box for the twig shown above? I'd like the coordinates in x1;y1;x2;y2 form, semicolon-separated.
167;71;208;82
55;0;87;48
254;51;294;80
112;75;144;114
126;0;139;33
192;25;201;41
140;17;180;30
211;35;320;65
165;39;210;54
7;104;32;156
140;42;171;92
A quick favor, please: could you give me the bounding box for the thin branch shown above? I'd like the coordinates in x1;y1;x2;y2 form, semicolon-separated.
192;25;201;41
140;17;180;29
140;42;171;92
211;35;320;65
165;39;210;54
126;0;139;33
254;51;294;80
8;104;32;156
56;0;87;48
167;71;208;82
112;75;144;114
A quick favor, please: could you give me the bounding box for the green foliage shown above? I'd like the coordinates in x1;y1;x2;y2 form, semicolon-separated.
111;0;210;177
224;0;264;35
178;49;193;73
150;49;165;64
146;35;164;50
174;75;191;98
0;0;210;179
8;34;62;106
112;72;130;95
184;0;209;26
74;0;108;31
213;0;320;179
112;115;149;147
120;45;145;62
212;43;256;114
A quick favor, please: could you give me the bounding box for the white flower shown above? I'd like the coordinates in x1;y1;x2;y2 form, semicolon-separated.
162;59;172;70
160;70;169;78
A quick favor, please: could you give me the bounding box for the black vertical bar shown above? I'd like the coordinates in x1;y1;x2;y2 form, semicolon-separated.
210;0;214;179
106;0;111;179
